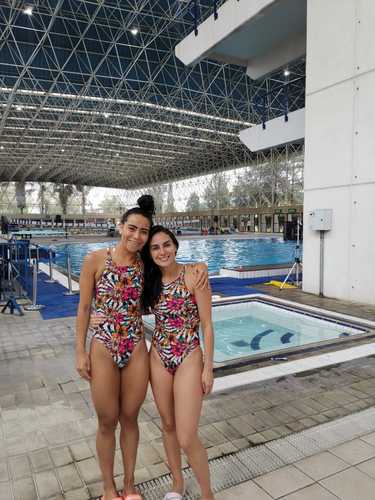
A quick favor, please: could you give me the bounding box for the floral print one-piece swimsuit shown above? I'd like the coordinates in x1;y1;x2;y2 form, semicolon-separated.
152;265;200;375
92;248;144;368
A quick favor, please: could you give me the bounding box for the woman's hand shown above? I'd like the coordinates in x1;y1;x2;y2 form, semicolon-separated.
202;365;214;396
193;263;209;289
89;313;105;329
76;350;91;381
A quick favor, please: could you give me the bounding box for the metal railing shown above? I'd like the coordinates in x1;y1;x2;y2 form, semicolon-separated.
253;76;306;129
190;0;240;36
0;238;78;315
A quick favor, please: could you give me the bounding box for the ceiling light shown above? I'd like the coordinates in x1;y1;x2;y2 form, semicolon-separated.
115;153;119;157
130;28;139;36
0;146;4;150
23;5;33;15
16;105;22;111
61;148;65;152
103;112;110;118
284;69;290;77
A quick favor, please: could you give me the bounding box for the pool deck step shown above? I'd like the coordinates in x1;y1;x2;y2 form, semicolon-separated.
220;263;295;279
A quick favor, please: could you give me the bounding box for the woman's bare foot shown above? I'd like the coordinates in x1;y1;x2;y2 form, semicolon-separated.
102;484;120;499
171;478;184;494
122;481;141;497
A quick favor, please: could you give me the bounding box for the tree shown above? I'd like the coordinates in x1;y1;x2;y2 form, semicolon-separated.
231;165;279;208
15;182;27;214
99;194;125;214
231;174;251;208
165;183;175;213
39;184;47;214
0;182;17;213
54;184;75;215
75;184;92;215
185;191;200;212
202;173;230;209
146;185;166;214
37;183;56;214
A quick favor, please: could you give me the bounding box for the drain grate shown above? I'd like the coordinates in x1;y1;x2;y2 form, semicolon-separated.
94;406;375;499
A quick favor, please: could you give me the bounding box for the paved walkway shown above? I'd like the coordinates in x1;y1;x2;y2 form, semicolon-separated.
1;302;375;499
216;430;375;499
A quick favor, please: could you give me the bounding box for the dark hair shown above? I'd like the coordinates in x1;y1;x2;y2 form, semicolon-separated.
141;225;179;311
120;194;155;226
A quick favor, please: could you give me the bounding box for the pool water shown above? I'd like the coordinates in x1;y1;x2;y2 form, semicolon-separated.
143;300;365;363
54;238;298;275
211;301;365;362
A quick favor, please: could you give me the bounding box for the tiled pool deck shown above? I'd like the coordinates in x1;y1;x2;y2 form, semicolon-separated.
216;426;375;500
1;287;375;499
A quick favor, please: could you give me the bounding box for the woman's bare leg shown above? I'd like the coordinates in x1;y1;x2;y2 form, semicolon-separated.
150;348;184;494
174;348;214;500
119;339;150;495
90;339;120;499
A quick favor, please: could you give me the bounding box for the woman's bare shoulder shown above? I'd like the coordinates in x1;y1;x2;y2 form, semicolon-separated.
83;248;108;267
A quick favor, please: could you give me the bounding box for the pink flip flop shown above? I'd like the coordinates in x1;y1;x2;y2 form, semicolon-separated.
122;495;143;500
163;493;184;500
101;497;122;500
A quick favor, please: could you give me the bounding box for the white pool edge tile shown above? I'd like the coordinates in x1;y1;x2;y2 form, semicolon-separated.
212;342;375;393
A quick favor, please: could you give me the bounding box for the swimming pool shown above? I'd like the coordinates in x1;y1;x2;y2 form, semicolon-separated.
54;237;298;275
143;298;368;363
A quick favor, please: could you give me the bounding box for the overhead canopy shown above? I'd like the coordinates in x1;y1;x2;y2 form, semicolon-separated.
0;0;305;189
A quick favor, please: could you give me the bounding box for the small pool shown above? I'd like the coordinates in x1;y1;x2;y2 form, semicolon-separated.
143;298;368;363
54;237;298;275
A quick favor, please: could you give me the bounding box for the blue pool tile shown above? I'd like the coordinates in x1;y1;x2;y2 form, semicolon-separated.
230;340;249;348
280;332;294;344
250;329;274;350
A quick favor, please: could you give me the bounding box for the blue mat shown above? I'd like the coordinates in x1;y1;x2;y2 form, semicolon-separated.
24;271;79;319
210;273;297;297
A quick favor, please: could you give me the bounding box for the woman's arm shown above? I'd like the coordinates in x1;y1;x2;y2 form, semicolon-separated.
75;254;96;380
188;269;214;395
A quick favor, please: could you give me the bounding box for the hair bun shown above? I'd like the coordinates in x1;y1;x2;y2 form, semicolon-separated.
137;194;155;214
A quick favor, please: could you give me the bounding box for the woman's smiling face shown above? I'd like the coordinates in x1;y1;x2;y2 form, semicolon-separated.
149;231;178;268
119;213;150;254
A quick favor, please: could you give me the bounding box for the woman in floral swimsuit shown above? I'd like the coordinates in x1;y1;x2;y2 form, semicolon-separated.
76;195;152;500
143;226;215;500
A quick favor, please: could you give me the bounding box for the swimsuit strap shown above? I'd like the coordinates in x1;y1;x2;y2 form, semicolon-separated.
105;247;114;266
177;264;186;284
163;265;185;289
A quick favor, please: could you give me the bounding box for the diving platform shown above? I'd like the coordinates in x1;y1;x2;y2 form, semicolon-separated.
175;0;307;80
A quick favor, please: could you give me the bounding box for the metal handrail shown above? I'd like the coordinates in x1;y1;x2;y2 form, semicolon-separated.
191;0;240;37
253;76;306;129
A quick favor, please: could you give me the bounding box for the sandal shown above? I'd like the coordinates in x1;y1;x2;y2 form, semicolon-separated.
163;493;184;500
122;495;143;500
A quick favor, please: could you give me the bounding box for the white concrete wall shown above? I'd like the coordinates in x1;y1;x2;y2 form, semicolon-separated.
303;0;375;305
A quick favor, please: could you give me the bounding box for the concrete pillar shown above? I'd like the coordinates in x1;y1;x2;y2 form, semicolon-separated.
303;0;375;305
